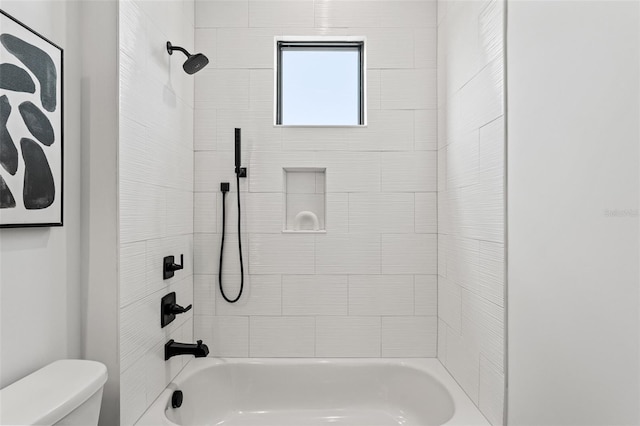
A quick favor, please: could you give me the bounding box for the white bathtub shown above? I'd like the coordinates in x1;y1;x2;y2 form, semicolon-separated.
136;358;490;426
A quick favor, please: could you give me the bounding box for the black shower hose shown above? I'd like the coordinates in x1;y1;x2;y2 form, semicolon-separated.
218;172;244;303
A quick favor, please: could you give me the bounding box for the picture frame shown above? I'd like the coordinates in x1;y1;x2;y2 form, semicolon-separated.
0;9;64;228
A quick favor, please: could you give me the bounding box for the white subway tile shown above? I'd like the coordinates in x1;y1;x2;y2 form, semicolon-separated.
479;355;505;426
165;188;193;237
381;69;436;110
367;69;381;111
194;232;249;275
282;275;348;315
447;130;479;189
316;234;381;275
281;127;354;152
194;108;217;151
249;151;317;193
415;27;437;69
195;69;250;110
210;316;250;357
349;110;414;152
120;181;166;243
250;69;275;111
196;0;248;28
444;327;480;404
446;237;480;290
348;275;414;316
437;319;447;361
316;151;380;193
315;0;381;28
316;316;381;357
415;109;437;151
326;193;349;233
119;118;152;185
194;275;216;316
381;151;437;192
247;193;284;234
120;355;147;425
478;0;504;71
461;289;504;369
216;28;278;68
249;0;314;27
414;275;437;316
382;234;437;274
438;146;448;193
217;110;282;152
350;28;414;69
194;192;217;233
380;0;437;28
438;277;461;333
478;241;505;307
195;28;217;64
458;59;504;132
120;295;162;374
216;275;282;315
120;242;148;308
250;316;315;357
349;193;414;234
249;234;315;274
415;192;437;234
381;316;437;357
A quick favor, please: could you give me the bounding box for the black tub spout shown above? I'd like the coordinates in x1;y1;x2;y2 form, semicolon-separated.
165;339;209;360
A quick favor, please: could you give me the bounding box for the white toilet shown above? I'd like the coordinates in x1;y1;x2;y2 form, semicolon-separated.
0;359;107;425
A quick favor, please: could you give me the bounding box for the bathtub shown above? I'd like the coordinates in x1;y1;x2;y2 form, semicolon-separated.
136;358;490;426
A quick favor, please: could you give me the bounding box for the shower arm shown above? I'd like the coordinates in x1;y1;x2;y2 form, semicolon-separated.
166;42;191;58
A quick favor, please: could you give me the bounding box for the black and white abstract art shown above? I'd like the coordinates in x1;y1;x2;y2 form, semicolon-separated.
0;10;63;227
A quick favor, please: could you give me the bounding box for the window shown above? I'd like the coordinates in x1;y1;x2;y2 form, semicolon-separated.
276;39;365;126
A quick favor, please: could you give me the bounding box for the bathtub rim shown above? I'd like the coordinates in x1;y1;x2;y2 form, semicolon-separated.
135;358;490;426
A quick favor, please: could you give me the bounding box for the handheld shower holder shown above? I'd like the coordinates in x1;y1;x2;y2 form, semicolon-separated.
236;167;247;178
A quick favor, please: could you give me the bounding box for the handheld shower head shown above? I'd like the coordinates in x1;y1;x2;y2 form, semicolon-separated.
166;41;209;74
235;128;241;174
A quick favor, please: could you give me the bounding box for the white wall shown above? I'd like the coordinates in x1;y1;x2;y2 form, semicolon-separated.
193;0;438;358
80;1;120;424
0;0;83;389
507;1;640;425
437;1;506;424
118;1;195;424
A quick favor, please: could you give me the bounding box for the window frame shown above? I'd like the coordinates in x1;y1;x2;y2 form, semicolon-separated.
274;37;367;127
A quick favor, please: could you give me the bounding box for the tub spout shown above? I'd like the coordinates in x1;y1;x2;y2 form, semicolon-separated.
165;339;209;360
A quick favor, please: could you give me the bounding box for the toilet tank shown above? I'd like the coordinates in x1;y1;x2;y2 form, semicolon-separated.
0;359;108;425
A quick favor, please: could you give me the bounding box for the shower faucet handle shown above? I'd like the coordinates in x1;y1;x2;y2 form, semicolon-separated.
163;254;184;280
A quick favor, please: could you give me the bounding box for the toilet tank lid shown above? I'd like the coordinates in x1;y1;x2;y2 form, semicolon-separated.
0;359;108;425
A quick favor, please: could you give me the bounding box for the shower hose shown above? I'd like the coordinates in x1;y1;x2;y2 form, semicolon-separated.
218;172;244;303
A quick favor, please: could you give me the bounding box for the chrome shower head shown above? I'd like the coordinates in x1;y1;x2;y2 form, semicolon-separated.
166;41;209;74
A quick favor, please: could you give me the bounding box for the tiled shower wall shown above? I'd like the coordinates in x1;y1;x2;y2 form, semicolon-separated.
118;1;195;424
193;0;438;357
437;1;505;425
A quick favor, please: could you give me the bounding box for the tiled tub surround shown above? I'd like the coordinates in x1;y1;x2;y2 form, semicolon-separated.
118;0;196;424
193;0;438;358
437;0;506;425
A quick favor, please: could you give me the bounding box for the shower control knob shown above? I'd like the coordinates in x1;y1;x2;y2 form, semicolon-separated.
166;302;192;315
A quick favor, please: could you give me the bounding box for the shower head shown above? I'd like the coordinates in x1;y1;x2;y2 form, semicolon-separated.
166;41;210;74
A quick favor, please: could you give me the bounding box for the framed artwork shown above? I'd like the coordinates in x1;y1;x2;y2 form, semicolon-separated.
0;9;63;228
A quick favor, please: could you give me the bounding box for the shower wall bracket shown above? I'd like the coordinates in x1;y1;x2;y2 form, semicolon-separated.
237;167;247;178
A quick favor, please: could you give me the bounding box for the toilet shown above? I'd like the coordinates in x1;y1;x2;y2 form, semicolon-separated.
0;359;107;425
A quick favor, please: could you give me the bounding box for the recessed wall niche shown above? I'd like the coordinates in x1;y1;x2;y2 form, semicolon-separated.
283;168;326;233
